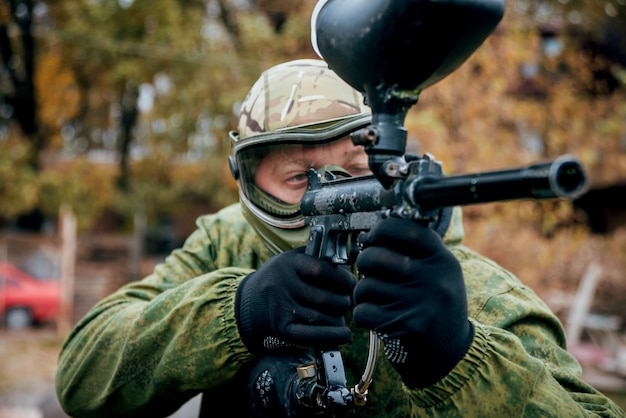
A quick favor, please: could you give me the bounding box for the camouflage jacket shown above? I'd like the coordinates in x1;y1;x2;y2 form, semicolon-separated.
55;203;625;417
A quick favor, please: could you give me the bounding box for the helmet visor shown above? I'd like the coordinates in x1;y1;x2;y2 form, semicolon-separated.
234;124;372;228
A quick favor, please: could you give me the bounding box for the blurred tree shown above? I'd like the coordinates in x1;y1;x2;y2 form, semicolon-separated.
1;0;318;230
409;0;625;201
402;0;626;297
0;0;624;244
0;0;41;167
0;0;624;310
0;140;38;219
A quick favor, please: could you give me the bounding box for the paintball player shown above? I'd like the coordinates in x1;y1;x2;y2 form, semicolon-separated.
55;59;625;417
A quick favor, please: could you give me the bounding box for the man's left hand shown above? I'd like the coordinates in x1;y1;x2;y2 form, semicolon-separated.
353;216;474;389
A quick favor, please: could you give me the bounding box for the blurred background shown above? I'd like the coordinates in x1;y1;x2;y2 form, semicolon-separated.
0;0;626;416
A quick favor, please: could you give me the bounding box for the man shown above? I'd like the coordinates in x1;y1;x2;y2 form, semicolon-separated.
55;59;625;417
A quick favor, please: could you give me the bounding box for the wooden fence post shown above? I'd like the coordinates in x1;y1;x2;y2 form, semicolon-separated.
566;261;603;346
58;205;76;336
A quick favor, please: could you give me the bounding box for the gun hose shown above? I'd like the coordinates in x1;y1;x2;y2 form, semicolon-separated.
353;332;380;406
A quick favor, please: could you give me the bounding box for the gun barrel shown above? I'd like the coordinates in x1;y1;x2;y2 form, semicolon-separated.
301;155;588;218
410;155;588;209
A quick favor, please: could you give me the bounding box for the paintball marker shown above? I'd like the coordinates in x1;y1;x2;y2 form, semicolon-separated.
247;0;589;416
303;153;587;264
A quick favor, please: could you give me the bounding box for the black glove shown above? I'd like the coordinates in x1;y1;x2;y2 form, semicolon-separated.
353;217;474;389
235;248;356;354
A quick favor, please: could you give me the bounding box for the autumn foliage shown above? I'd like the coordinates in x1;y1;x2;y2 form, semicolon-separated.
1;1;625;317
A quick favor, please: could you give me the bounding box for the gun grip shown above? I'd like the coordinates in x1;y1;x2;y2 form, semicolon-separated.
306;225;325;258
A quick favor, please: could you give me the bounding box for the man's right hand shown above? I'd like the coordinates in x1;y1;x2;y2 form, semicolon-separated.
235;248;356;354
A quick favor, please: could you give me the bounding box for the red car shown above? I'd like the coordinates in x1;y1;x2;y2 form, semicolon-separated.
0;262;61;329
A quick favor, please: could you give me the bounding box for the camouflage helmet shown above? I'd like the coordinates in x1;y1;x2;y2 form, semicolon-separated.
229;59;371;254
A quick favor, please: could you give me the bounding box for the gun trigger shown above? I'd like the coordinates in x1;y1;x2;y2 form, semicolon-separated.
332;232;349;264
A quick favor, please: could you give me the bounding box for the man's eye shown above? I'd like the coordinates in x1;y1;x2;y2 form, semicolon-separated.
287;173;308;183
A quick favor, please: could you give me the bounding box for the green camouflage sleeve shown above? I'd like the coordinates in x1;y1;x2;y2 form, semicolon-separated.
56;202;625;417
55;204;272;417
403;245;626;417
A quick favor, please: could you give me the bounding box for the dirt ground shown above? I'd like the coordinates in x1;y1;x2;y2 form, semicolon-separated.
0;326;66;418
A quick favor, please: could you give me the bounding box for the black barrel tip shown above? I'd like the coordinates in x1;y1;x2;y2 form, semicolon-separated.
550;155;588;198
